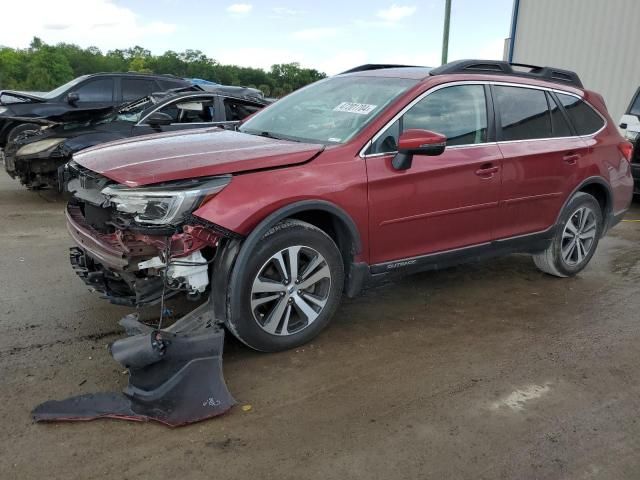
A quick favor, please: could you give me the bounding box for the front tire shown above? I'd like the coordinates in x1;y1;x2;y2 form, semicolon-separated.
226;219;344;352
7;123;40;144
533;192;603;277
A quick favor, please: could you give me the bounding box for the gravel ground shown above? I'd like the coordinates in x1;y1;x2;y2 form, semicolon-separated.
1;168;640;480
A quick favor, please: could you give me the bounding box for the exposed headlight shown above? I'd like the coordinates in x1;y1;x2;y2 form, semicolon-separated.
101;176;231;225
0;106;8;115
16;138;64;156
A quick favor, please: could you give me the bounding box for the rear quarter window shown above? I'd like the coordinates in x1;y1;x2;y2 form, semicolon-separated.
556;93;605;135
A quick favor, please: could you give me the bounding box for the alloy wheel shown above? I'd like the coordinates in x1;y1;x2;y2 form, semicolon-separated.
250;245;332;336
561;206;597;266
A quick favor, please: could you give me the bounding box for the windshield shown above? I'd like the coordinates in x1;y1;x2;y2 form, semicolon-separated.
239;76;417;144
114;96;156;123
42;75;90;99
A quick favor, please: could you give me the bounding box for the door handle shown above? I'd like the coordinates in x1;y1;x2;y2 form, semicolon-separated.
563;153;581;165
475;165;499;177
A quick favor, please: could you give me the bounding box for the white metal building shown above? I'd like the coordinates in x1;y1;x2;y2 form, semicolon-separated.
505;0;640;123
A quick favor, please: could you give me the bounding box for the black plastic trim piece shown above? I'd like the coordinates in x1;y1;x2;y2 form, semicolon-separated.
211;238;242;323
430;59;583;88
186;214;244;240
548;91;578;137
559;177;613;229
484;84;496;142
345;262;370;298
340;64;424;75
226;200;363;317
369;228;555;277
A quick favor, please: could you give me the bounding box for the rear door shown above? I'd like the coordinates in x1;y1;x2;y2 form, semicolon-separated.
493;85;588;239
366;83;503;264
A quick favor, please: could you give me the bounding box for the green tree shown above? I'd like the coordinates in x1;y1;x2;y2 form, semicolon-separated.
2;37;327;96
25;46;73;90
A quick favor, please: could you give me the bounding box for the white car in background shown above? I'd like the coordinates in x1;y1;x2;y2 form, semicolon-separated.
620;88;640;195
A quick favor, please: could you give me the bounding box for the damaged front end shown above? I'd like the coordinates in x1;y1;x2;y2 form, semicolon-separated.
7;131;68;189
63;161;237;307
33;163;241;426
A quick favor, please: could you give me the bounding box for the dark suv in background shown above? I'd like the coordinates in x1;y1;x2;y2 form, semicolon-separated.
0;72;190;148
64;60;633;353
5;85;269;189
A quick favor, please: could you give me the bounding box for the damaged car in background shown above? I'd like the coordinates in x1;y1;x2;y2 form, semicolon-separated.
5;85;269;190
0;72;190;150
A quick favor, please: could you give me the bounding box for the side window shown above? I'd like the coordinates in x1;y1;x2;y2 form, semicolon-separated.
223;98;263;121
557;93;605;135
367;84;487;154
75;78;114;102
158;79;187;91
122;79;156;101
153;97;215;124
495;86;551;141
548;93;572;137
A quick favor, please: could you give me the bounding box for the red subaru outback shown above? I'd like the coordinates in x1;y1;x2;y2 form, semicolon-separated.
64;60;634;352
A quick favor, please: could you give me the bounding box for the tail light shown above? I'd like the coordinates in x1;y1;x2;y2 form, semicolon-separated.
619;141;634;162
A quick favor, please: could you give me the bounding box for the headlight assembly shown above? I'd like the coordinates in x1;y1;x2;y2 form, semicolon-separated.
16;138;64;156
101;176;231;225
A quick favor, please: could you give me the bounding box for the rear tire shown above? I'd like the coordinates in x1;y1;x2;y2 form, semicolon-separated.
226;219;344;352
533;192;603;277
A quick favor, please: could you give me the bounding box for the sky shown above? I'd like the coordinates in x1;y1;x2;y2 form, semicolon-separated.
0;0;514;75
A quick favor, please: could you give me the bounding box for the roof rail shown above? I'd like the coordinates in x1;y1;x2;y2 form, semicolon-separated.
340;64;423;74
429;59;583;88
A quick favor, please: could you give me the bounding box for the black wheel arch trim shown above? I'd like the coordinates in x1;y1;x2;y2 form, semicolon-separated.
237;200;363;256
218;200;365;322
559;176;614;228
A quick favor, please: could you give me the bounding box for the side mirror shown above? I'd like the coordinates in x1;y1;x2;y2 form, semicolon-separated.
66;92;79;105
392;129;447;170
145;112;173;127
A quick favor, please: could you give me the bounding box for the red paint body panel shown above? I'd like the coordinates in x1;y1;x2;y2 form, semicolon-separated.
74;128;323;187
193;145;370;262
73;69;634;269
365;145;502;263
495;137;588;238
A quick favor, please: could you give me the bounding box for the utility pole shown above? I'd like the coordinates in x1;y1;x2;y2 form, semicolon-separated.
441;0;452;65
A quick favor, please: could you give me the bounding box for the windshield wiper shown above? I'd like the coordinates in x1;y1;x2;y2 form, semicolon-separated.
242;129;300;142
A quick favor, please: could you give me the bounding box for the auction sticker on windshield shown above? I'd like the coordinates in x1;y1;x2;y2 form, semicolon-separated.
333;102;377;115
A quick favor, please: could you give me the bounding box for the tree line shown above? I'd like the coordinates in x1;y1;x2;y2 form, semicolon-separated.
0;37;326;98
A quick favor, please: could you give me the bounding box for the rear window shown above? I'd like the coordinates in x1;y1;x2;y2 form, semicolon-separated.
495;86;552;141
122;78;157;101
556;93;605;135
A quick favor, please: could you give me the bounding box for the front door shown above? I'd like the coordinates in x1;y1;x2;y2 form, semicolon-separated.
366;84;502;265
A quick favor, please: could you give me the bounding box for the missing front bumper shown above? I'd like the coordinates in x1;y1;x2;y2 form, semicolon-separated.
32;300;236;427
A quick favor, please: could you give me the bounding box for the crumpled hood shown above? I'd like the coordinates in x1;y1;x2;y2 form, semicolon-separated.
0;90;45;105
73;128;324;187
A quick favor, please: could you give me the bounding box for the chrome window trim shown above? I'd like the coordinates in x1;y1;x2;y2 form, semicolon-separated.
359;80;607;158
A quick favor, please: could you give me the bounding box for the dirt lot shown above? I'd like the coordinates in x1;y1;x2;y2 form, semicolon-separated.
1;168;640;480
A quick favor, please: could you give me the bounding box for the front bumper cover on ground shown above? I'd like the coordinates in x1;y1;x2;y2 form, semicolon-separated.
32;301;236;427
